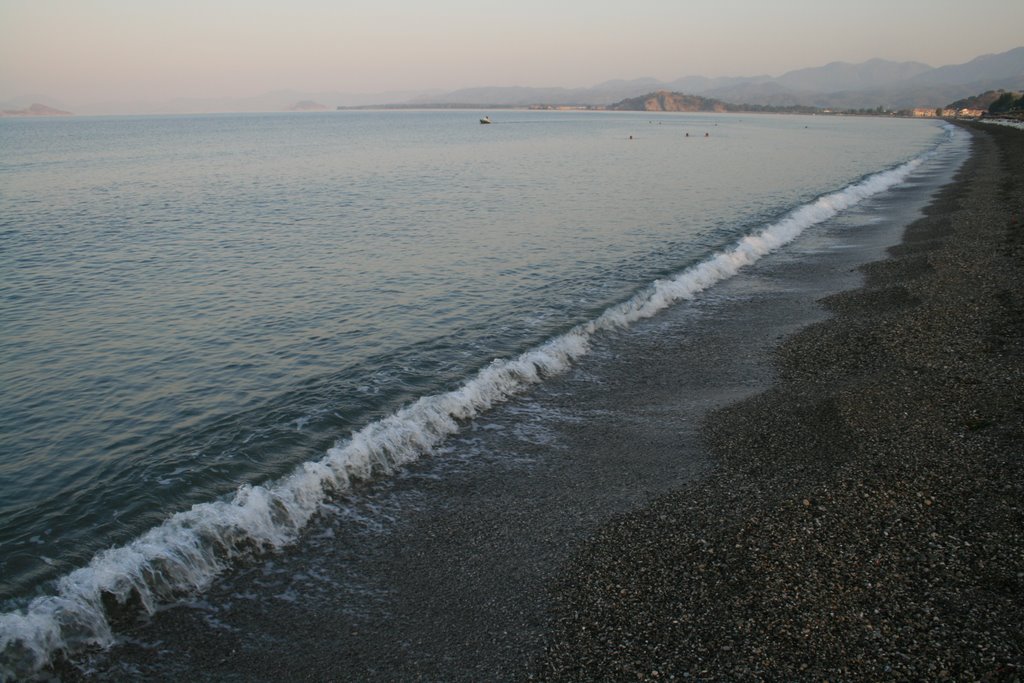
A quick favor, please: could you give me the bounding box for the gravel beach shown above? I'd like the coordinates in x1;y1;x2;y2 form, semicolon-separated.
40;122;1015;683
537;122;1024;681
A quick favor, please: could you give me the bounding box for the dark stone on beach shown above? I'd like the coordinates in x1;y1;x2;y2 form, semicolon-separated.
537;123;1024;680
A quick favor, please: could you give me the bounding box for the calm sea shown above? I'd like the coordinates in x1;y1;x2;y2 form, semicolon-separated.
0;110;960;674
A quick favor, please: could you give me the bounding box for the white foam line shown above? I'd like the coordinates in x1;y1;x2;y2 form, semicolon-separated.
0;136;949;679
978;117;1024;131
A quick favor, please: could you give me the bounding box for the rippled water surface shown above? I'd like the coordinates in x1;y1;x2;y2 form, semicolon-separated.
1;111;945;606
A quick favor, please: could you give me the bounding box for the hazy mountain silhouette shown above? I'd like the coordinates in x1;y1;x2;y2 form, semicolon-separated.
905;47;1024;86
774;58;933;92
9;47;1022;114
414;47;1024;110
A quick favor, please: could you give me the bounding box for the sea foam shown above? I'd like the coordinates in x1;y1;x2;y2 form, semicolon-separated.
0;141;944;679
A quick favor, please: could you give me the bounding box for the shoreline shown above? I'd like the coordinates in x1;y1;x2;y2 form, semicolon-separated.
50;123;976;682
40;122;982;681
538;122;1024;679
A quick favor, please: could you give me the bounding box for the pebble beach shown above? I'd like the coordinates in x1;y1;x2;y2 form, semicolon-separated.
36;121;1020;683
537;122;1024;680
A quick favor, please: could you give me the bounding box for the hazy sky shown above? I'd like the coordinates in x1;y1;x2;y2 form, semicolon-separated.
2;0;1022;104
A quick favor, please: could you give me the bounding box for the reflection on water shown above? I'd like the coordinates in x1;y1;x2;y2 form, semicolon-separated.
0;111;944;602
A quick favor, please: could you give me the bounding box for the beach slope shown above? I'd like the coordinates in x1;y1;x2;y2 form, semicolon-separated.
538;123;1024;680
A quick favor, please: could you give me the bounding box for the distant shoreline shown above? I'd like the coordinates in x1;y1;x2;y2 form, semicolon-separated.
1;101;1007;122
334;103;992;122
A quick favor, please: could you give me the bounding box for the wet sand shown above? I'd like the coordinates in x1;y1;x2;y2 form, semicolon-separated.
538;123;1024;680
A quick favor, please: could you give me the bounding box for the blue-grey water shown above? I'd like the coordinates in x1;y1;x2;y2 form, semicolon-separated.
0;110;959;675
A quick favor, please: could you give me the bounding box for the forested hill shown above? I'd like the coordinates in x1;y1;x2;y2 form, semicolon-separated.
609;90;817;114
609;91;728;112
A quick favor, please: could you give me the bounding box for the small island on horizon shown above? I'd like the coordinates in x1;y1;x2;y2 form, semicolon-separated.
286;100;329;112
1;103;73;117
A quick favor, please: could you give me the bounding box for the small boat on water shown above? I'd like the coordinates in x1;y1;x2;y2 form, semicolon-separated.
480;116;492;124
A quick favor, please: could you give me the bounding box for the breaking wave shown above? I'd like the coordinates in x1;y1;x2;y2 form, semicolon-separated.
0;143;943;679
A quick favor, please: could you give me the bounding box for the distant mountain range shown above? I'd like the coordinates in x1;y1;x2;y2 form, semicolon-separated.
411;47;1024;111
3;47;1021;115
